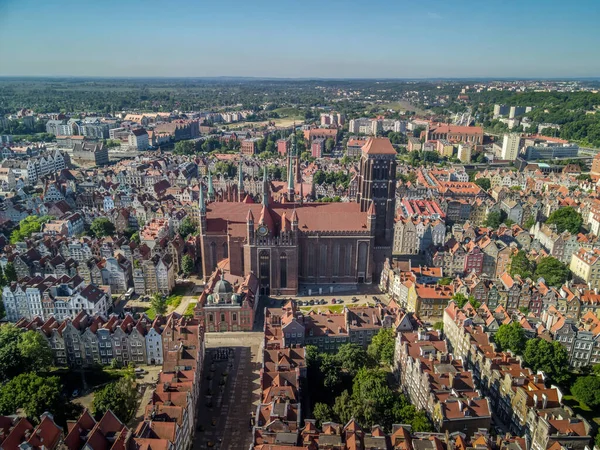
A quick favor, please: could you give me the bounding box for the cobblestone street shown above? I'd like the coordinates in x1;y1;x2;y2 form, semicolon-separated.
194;332;263;450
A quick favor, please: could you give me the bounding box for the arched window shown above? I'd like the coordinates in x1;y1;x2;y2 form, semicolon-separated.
259;250;270;290
280;253;288;288
222;241;228;259
210;242;217;269
357;242;368;275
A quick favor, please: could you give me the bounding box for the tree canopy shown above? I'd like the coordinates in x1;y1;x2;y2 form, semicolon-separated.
474;177;491;191
545;206;583;234
523;338;570;384
90;217;116;238
0;325;54;382
92;378;137;422
534;257;571;287
571;376;600;408
173;140;197;155
181;255;194;277
367;328;396;366
494;322;526;354
178;217;197;239
484;211;503;228
508;250;535;279
10;216;52;244
151;293;167;316
0;373;63;422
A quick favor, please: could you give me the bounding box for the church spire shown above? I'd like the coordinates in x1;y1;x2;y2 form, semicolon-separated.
262;167;269;206
207;170;215;201
290;126;296;157
199;183;206;213
238;161;244;191
238;161;244;202
287;156;294;201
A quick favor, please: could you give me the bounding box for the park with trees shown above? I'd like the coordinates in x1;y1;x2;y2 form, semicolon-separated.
308;329;432;432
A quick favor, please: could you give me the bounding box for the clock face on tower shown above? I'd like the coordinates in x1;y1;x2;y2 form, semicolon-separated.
257;225;268;236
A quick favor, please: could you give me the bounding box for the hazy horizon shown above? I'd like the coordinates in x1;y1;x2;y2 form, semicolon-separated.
1;0;599;78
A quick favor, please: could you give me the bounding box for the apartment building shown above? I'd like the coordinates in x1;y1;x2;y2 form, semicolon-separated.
570;248;600;290
443;302;592;448
2;275;110;322
394;328;492;435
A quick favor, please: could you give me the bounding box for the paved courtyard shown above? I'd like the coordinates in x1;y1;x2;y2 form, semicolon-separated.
194;332;263;450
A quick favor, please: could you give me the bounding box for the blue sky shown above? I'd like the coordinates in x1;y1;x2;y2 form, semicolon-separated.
0;0;598;78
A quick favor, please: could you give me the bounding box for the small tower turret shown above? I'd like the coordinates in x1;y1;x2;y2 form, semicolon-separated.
367;200;376;235
261;167;269;206
291;208;299;232
246;209;254;244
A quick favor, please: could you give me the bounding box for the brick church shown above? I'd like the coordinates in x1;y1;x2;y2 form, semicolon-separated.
198;136;397;296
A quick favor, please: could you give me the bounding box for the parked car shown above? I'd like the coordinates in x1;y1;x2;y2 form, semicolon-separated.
309;300;315;305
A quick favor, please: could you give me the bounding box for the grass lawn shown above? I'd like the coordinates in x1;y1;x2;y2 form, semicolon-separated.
184;301;197;317
562;395;600;426
166;295;183;309
144;308;156;320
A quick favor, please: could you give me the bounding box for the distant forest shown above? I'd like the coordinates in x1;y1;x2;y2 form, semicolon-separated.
1;78;600;146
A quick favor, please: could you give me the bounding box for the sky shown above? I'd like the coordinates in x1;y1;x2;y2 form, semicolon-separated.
0;0;599;78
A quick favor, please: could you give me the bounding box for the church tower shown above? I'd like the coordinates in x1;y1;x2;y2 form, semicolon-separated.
356;137;397;276
238;161;244;202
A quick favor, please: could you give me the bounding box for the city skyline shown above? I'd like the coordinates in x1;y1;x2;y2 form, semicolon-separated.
0;0;599;78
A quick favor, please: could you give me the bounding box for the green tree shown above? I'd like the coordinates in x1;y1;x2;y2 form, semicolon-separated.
474;178;491;191
433;321;444;331
325;138;335;152
534;257;571;287
4;263;17;283
90;218;116;238
130;232;140;244
494;322;526;354
313;170;326;185
484;211;503;228
312;403;333;428
571;376;600;408
451;293;469;308
173;140;197;155
437;277;452;286
367;328;395;366
0;373;63;422
151;293;167;316
181;255;194;277
523;338;570;384
0;325;23;382
319;353;342;389
178;217;196;239
332;390;355;424
335;343;371;377
18;330;53;371
509;250;535;279
10;216;52;244
92;378;137;422
546;206;583;234
524;217;536;229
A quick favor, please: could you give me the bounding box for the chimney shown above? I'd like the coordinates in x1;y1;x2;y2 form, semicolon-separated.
542;393;548;409
448;372;455;388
